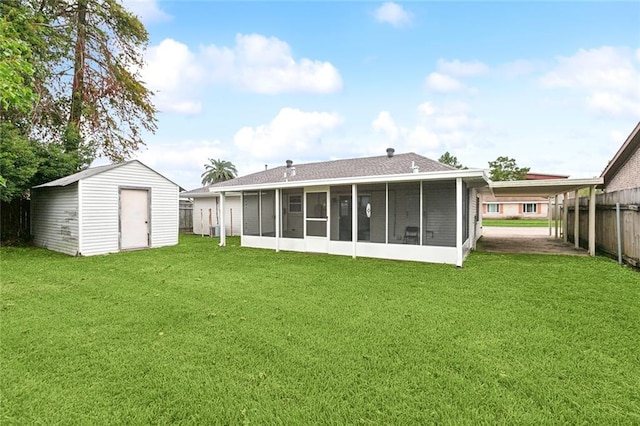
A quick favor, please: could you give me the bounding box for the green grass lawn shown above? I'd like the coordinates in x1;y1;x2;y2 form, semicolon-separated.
483;218;551;227
1;235;639;424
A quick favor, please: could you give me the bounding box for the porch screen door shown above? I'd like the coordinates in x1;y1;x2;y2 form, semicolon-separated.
305;192;327;237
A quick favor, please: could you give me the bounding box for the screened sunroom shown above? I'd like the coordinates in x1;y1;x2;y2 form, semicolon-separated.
210;151;488;266
219;175;485;266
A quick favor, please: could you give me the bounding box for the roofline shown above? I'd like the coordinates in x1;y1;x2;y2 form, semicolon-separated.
33;159;185;191
600;121;640;183
201;168;489;193
489;177;604;198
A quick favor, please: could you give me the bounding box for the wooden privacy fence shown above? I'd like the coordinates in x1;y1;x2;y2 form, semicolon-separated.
565;188;640;267
0;198;31;243
179;200;193;233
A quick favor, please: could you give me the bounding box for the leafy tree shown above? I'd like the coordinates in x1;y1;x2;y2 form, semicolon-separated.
488;156;530;181
0;122;85;202
0;15;36;117
1;0;157;163
438;151;467;169
201;159;238;186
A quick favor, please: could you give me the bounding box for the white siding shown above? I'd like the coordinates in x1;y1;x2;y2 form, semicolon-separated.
192;196;241;236
31;185;80;255
79;161;178;256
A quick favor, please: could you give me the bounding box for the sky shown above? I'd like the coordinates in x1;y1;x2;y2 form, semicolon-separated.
117;0;640;190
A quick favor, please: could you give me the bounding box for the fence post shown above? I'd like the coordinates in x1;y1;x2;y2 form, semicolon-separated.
616;203;622;265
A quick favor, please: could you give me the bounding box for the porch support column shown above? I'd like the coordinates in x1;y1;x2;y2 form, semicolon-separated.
562;192;568;242
456;178;463;267
589;185;596;256
554;195;559;238
352;184;357;259
219;192;226;247
548;197;552;236
574;190;580;249
275;189;280;252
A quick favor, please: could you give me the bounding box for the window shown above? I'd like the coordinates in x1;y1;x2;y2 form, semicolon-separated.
288;195;302;213
486;203;500;213
523;203;537;213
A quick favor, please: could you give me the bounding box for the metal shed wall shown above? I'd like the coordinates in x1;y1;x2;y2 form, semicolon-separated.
79;161;179;256
31;184;80;255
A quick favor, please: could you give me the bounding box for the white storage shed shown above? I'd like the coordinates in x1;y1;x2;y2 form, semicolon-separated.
31;160;180;256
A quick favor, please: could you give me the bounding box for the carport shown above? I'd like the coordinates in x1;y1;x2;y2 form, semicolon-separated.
486;177;604;256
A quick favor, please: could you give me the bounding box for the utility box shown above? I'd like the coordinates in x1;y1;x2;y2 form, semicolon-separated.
209;225;220;237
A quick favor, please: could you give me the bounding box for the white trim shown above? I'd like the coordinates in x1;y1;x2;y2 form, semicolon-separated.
419;181;423;246
205;169;488;193
78;179;83;255
275;189;280;252
456;178;463;267
352;184;357;258
219;192;226;246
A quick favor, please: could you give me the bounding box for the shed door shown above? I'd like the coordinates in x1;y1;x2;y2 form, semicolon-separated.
120;189;150;250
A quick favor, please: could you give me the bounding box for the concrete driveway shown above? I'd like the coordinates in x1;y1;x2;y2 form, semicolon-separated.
479;226;588;256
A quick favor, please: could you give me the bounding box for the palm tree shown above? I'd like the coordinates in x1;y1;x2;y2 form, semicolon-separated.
200;158;238;186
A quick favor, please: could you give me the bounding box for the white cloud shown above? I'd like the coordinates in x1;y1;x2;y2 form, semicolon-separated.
539;46;640;118
424;72;465;93
204;34;343;94
122;0;171;24
142;39;204;115
134;139;227;189
436;59;489;77
372;111;401;141
371;101;487;155
374;2;412;28
233;108;343;160
499;60;538;78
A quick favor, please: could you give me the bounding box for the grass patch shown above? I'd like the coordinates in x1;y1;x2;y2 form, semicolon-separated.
1;235;639;423
483;219;550;227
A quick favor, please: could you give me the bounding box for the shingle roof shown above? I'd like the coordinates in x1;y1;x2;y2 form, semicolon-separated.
33;160;183;189
33;162;128;188
181;152;455;196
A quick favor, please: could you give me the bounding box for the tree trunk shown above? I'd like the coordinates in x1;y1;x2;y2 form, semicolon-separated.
67;0;87;156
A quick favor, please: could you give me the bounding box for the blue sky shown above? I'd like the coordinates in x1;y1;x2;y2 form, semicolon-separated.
119;1;640;190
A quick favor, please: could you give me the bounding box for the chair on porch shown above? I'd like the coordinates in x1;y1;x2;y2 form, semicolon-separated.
403;226;420;244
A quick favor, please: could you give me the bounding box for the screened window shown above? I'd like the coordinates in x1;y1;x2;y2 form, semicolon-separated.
289;195;302;213
357;184;386;243
260;190;276;237
388;182;420;245
523;203;537;213
329;186;352;241
242;192;260;236
486;203;500;213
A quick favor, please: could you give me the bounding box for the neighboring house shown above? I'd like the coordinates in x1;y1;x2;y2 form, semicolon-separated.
482;173;569;219
192;149;490;266
31;160;181;256
482;196;549;219
601;121;640;192
179;189;242;236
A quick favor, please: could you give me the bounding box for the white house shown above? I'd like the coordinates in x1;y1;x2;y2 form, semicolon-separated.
179;190;242;237
189;149;489;266
31;160;180;256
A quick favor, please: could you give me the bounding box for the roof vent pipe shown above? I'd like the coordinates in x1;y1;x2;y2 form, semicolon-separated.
386;148;395;158
286;159;293;168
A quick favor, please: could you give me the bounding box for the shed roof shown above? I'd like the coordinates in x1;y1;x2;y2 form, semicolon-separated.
33;160;183;190
182;152;457;196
